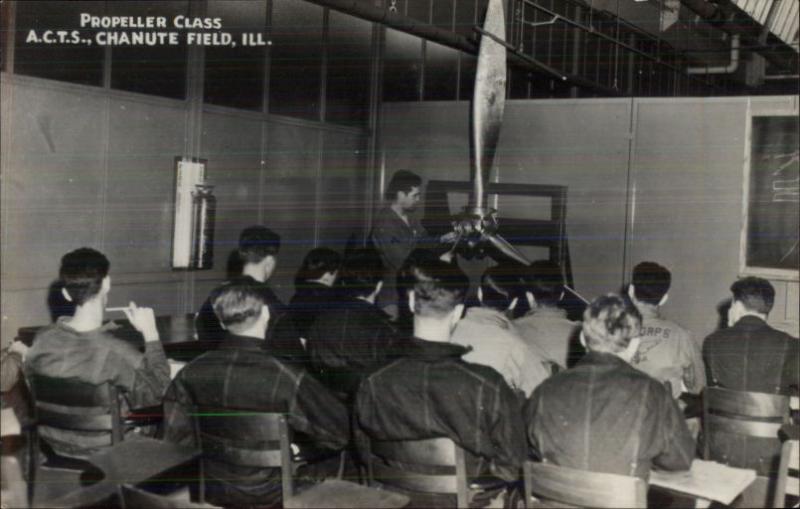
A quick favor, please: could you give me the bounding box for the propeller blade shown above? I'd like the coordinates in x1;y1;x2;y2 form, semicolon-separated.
483;232;530;265
470;0;507;210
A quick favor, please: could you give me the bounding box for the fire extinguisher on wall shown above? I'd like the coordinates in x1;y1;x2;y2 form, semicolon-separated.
190;184;216;270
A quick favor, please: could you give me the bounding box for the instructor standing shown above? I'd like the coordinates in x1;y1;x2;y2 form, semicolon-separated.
371;170;454;317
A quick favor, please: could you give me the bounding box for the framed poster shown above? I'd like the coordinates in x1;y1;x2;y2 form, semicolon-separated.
740;113;800;281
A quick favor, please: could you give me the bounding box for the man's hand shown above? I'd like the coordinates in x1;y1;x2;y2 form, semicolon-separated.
440;231;459;244
7;341;29;360
122;302;160;343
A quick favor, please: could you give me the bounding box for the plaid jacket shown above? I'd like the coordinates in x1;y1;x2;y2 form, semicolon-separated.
307;298;404;398
355;337;527;481
524;351;694;479
162;334;349;500
24;318;170;457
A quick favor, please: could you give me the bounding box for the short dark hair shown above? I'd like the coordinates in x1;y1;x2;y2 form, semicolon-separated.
731;277;774;315
526;260;565;307
238;226;281;265
385;170;422;201
295;247;341;283
410;258;469;318
212;280;267;333
631;262;671;306
582;294;642;353
59;248;110;306
340;248;384;297
480;263;527;311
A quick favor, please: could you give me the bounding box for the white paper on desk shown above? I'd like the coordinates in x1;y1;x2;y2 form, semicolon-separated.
650;459;756;505
168;359;187;380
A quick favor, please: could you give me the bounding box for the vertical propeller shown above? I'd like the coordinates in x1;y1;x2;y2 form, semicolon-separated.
452;0;530;266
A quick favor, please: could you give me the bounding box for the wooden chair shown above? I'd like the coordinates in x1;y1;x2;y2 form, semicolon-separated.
522;461;647;508
27;375;127;505
365;437;489;508
773;435;799;508
702;387;789;459
190;406;299;502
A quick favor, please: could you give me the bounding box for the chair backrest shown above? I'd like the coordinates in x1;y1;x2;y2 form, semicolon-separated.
29;375;123;444
367;437;469;508
702;387;789;454
773;439;799;507
523;461;647;509
191;406;294;497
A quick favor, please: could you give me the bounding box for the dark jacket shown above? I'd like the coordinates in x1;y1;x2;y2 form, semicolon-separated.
307;297;402;398
24;318;170;458
356;337;527;481
370;206;432;309
703;315;799;395
195;275;306;365
524;351;694;479
163;334;349;505
287;282;340;340
702;315;799;475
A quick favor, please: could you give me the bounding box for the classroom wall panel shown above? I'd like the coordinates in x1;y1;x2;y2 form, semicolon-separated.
1;81;107;289
629;97;799;341
318;131;369;249
628;99;747;342
262;122;324;302
105;98;187;275
199;111;265;285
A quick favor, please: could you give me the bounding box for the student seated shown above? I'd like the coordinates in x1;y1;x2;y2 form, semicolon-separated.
24;248;170;458
703;276;799;477
195;226;304;363
627;261;705;398
704;276;798;395
307;248;401;400
164;280;350;507
513;260;579;371
287;247;342;341
355;258;526;494
524;294;694;479
450;264;551;397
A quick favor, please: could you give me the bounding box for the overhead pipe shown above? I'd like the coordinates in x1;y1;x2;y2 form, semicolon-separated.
687;34;740;74
305;0;619;95
679;0;796;72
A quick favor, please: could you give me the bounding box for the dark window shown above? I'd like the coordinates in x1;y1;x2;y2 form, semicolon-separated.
424;41;457;100
1;1;10;71
431;0;454;31
454;0;477;39
204;0;266;110
383;28;421;101
268;0;323;120
326;10;372;125
14;1;105;86
407;0;431;23
110;1;188;99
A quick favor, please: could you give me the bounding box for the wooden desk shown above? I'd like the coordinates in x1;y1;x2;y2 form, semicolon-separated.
17;315;215;362
650;459;756;508
43;438;199;509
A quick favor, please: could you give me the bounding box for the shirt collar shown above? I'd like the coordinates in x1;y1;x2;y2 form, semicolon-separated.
525;306;568;320
218;333;266;352
577;350;630;369
54;316;118;335
637;304;661;319
408;336;470;361
733;315;769;329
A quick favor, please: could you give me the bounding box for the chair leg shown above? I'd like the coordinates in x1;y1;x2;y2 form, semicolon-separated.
26;429;38;507
336;450;347;480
